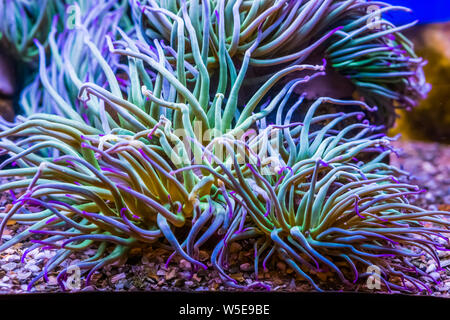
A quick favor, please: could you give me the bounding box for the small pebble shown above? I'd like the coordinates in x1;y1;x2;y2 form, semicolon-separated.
156;269;166;276
179;271;192;280
441;260;450;268
4;248;14;255
115;281;125;290
425;193;436;202
81;285;96;292
17;270;32;280
173;279;184;287
5;255;20;262
111;273;126;284
0;283;12;289
47;276;58;286
192;274;202;282
25;264;40;273
180;259;191;271
430;272;441;281
35;250;54;260
426;264;437;273
165;269;177;280
185;281;194;287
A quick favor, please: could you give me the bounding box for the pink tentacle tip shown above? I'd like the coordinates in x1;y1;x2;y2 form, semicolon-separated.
356;112;365;120
46;217;58;225
318;159;329;167
214;9;219;22
164;259;172;269
120;208;127;215
390;176;399;184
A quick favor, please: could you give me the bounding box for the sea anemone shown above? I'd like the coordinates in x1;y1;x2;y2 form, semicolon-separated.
18;1;127;118
0;0;63;63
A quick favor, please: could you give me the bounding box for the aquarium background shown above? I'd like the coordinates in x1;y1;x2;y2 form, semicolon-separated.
384;0;450;24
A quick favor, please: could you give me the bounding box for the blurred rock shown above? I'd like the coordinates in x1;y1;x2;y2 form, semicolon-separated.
0;53;15;96
240;263;252;272
0;53;15;121
0;99;14;121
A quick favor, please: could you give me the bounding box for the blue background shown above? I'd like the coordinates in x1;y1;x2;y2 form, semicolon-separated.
375;0;450;24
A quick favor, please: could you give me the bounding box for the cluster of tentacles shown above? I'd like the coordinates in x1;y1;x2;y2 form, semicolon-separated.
0;0;448;293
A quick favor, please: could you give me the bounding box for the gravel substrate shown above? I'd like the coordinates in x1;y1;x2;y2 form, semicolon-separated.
0;139;449;295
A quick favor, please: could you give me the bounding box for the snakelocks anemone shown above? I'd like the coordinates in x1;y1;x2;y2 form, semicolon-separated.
131;0;430;126
0;0;64;63
0;0;448;293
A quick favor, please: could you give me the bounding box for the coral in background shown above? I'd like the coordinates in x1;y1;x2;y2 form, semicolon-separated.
0;0;448;294
391;23;450;143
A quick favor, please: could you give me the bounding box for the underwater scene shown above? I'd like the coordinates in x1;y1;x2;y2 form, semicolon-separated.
0;0;449;310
